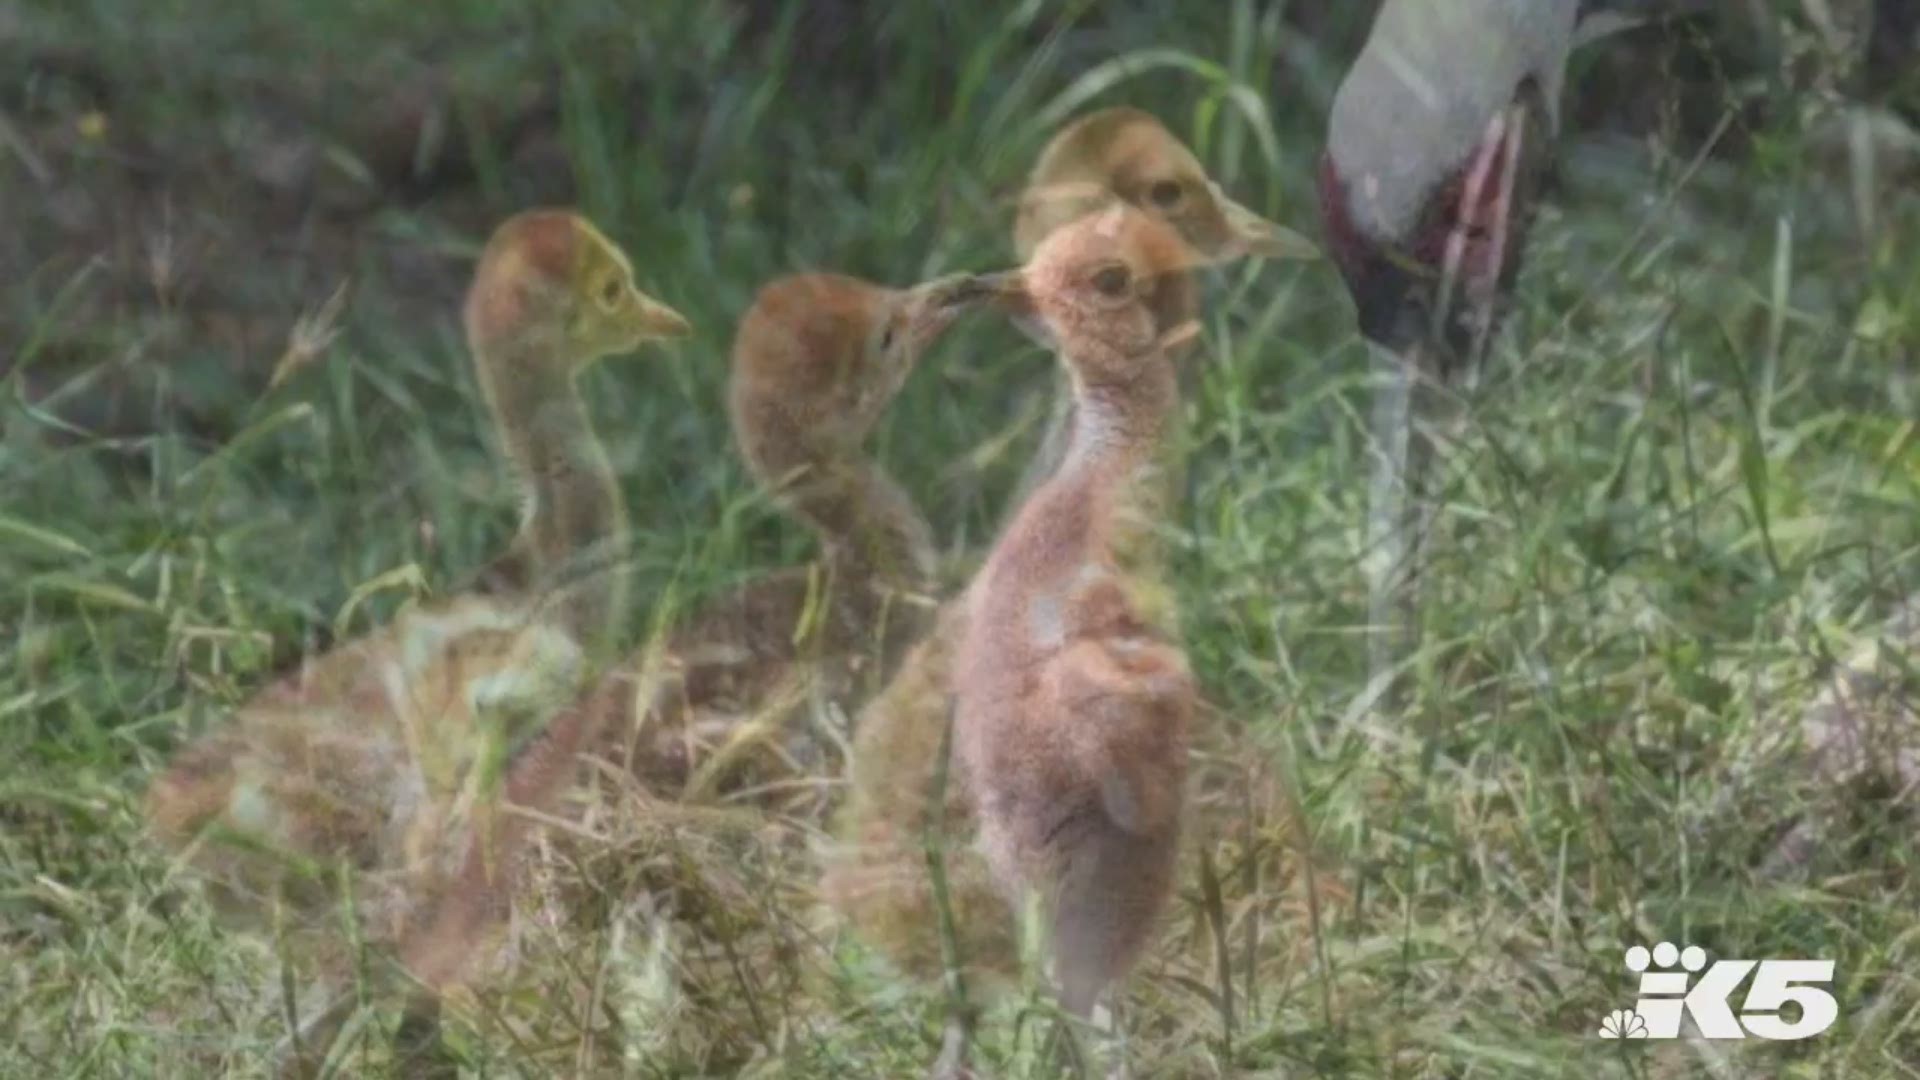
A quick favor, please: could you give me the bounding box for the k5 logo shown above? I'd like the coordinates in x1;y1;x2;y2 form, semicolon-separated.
1597;942;1838;1041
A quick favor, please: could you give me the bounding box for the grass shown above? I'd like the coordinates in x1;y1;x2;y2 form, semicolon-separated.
4;0;1919;1076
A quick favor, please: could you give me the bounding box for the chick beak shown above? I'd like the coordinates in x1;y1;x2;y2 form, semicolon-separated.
913;272;1000;316
969;268;1053;349
969;269;1032;317
1156;318;1203;356
891;273;996;354
1212;187;1321;262
632;290;694;341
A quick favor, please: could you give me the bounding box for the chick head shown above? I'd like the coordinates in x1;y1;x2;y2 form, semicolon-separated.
730;272;987;453
464;209;691;369
985;204;1203;378
1015;107;1317;263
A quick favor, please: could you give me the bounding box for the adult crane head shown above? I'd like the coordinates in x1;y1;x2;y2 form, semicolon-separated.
1317;0;1583;373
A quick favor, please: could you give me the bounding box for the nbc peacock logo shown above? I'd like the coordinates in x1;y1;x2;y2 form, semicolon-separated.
1597;1008;1649;1040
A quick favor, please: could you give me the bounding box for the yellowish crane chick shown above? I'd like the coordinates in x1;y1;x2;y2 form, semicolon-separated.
1015;106;1317;264
144;209;689;1061
820;600;1018;990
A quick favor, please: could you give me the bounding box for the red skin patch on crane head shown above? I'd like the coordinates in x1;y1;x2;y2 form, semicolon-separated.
1317;110;1531;364
1316;153;1371;289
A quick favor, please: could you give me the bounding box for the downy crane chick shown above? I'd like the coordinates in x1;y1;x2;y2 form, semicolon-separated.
145;209;689;1063
823;110;1305;997
591;271;989;803
956;205;1201;1020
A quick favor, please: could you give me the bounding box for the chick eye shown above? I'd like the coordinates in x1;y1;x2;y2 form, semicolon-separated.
878;323;897;353
598;275;623;310
1146;179;1185;210
1090;263;1132;298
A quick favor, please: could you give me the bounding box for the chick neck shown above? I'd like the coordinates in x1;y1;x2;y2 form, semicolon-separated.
987;336;1177;616
473;325;629;653
745;407;938;599
810;459;936;594
1052;338;1178;491
1009;273;1197;509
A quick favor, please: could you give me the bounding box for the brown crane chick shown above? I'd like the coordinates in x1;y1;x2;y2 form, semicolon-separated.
817;109;1313;1014
143;210;689;1062
955;205;1201;1020
589;271;989;803
820;111;1306;1014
